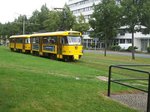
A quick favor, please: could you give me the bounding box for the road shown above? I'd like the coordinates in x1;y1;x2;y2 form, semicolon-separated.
84;50;150;58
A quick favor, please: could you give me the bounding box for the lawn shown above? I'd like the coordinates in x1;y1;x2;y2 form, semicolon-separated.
0;46;149;112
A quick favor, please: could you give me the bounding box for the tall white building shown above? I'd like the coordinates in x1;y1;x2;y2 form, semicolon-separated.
68;0;102;48
68;0;150;52
68;0;101;21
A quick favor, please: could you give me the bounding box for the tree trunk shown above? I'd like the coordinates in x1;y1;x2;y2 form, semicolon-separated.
131;29;135;60
104;38;107;56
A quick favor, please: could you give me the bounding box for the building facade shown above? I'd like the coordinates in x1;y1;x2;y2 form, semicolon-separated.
115;31;150;52
68;0;101;21
68;0;150;52
68;0;101;48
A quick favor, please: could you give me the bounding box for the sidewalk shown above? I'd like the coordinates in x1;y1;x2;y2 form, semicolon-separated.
111;93;147;112
84;50;150;58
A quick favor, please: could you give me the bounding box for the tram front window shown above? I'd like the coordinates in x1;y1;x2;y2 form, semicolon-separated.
67;36;81;45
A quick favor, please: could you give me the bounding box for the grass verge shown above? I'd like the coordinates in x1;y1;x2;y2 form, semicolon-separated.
1;46;148;112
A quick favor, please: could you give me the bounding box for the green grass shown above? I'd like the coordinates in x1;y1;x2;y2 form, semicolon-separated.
1;46;149;112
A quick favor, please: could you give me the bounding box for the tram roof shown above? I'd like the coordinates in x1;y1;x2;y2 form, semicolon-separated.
31;31;81;37
9;31;81;38
10;34;31;38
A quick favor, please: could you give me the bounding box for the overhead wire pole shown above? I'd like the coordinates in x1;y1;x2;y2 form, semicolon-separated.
14;13;39;34
14;13;40;34
23;16;25;34
14;13;26;34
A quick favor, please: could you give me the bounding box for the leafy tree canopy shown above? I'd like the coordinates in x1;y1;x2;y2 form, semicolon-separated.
0;4;76;36
90;0;121;40
89;0;121;56
73;14;89;34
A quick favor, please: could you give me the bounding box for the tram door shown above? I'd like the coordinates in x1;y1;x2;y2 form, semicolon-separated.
14;38;16;51
57;37;63;59
39;37;43;55
23;38;25;52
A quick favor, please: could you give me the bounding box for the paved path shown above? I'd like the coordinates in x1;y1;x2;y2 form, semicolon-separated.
97;76;148;111
84;50;150;58
111;93;147;112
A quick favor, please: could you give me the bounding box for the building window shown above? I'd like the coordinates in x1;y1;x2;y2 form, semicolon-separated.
126;39;132;43
120;39;125;44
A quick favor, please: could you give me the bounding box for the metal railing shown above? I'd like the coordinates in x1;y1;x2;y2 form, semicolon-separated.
107;65;150;112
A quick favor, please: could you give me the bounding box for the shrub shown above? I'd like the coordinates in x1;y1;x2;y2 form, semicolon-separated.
110;45;121;51
147;47;150;53
127;46;138;52
91;43;95;48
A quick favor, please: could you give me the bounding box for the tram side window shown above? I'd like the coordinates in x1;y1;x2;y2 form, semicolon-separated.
32;37;39;44
16;38;23;43
50;37;57;44
25;38;30;44
10;39;15;43
43;36;57;44
61;37;68;45
43;37;48;44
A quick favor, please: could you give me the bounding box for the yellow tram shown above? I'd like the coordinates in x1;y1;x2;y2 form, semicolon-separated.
9;35;31;53
9;31;83;61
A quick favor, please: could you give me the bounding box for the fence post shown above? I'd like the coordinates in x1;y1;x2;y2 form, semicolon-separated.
147;74;150;112
108;66;112;97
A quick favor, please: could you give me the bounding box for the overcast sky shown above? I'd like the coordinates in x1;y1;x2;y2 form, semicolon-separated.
0;0;68;23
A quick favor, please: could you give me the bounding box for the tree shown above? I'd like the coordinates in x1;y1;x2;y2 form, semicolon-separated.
28;4;50;33
73;14;89;34
43;10;61;31
59;4;76;31
14;15;28;34
0;4;76;36
120;0;149;59
141;0;150;33
28;10;41;33
89;0;121;56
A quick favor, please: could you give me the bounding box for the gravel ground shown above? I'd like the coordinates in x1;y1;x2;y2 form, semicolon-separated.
110;93;148;112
